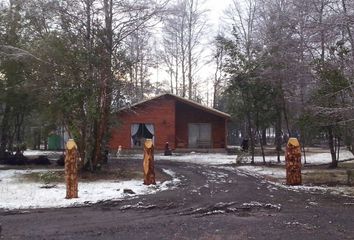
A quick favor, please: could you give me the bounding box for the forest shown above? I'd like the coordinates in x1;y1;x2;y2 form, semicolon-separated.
0;0;353;169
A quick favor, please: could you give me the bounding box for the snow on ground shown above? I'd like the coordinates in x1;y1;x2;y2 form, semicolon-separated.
160;168;181;190
156;153;236;165
0;169;180;210
158;150;354;198
153;149;354;166
2;149;353;210
236;166;286;179
303;150;354;165
22;150;63;156
270;181;354;199
220;165;354;198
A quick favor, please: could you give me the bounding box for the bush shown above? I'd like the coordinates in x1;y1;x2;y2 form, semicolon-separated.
0;151;12;164
32;155;51;165
4;152;28;165
1;152;52;166
57;154;65;166
38;171;62;184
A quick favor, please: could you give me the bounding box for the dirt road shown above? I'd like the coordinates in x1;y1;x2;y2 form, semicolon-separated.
1;159;354;239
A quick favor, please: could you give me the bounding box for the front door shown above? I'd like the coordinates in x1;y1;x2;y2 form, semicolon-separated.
188;123;212;148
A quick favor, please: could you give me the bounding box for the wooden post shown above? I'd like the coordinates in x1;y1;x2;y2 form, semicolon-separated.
286;138;302;185
143;139;156;185
65;139;79;198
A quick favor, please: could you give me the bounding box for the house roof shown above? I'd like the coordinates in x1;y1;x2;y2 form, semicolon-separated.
120;93;231;119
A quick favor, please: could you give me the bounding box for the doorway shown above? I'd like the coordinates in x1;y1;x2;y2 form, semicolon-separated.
188;123;212;148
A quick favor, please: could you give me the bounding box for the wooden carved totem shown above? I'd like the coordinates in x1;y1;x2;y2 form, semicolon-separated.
286;138;302;185
143;139;156;185
65;139;79;198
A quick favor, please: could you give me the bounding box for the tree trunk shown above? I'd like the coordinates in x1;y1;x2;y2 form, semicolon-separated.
140;58;144;100
341;0;354;62
187;0;193;100
275;108;282;163
261;128;267;146
213;83;218;109
246;113;255;164
169;70;174;94
336;137;340;164
181;31;186;98
92;0;113;169
0;105;11;156
319;1;325;63
180;10;187;98
302;144;307;164
258;130;266;165
282;96;291;136
328;126;337;168
175;35;179;96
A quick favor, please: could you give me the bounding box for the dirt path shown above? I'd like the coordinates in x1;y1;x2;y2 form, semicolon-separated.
1;159;354;240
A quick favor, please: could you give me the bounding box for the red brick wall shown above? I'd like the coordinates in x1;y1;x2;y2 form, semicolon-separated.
109;98;176;150
110;96;228;150
175;102;226;148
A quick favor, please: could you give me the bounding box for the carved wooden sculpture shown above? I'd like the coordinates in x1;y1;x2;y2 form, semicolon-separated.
143;139;156;185
286;138;302;185
65;139;79;198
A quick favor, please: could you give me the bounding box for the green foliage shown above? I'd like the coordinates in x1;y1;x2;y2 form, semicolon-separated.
217;34;276;131
295;113;320;146
38;171;62;184
0;1;43;151
310;56;351;128
313;64;349;106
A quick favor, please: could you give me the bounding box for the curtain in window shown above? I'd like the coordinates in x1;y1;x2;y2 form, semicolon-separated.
145;124;154;143
131;124;140;147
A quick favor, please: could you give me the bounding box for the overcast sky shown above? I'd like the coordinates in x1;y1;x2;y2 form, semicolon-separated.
206;0;233;26
192;0;234;104
152;0;235;105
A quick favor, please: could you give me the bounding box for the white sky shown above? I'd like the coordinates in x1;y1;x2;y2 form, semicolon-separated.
206;0;233;25
153;0;234;105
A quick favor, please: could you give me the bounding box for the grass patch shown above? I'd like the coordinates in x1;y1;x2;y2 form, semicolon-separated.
302;169;354;186
19;163;170;184
79;168;143;182
339;161;354;169
22;169;143;183
24;171;64;184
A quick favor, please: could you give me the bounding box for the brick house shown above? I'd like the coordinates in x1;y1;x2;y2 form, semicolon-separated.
109;93;230;150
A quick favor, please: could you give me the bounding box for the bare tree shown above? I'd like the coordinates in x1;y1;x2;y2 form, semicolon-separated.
160;0;206;99
22;0;168;169
212;34;226;109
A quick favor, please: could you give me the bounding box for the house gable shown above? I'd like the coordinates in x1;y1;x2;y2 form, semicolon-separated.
110;94;229;150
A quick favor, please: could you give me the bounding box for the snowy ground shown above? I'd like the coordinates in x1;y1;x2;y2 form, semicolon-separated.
0;168;180;210
158;150;354;198
22;150;63;156
153;149;354;165
121;149;354;186
1;149;353;210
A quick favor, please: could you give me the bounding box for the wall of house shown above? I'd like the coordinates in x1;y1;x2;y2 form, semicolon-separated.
175;102;226;148
110;98;176;150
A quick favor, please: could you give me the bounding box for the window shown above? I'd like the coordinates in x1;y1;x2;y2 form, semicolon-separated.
131;123;154;148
